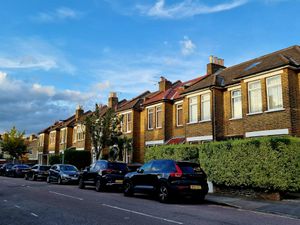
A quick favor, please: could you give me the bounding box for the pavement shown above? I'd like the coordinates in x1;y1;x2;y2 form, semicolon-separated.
0;176;300;225
206;193;300;220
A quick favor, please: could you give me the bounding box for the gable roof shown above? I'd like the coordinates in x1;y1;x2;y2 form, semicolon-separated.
183;45;300;94
143;77;203;106
117;91;151;112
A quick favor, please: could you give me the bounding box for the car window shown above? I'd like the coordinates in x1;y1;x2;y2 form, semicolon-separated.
176;162;201;174
7;164;14;169
107;163;128;172
60;165;78;172
140;162;152;172
32;166;38;170
151;161;163;172
94;163;101;171
51;165;57;170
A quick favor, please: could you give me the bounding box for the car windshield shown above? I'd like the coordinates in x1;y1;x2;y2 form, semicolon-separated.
176;162;201;174
60;165;78;172
107;163;128;172
6;164;14;169
40;166;51;171
16;165;29;169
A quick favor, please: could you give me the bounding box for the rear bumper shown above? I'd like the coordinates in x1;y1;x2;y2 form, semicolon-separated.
169;183;209;197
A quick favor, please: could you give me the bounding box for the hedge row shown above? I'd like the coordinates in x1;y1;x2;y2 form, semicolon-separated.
145;136;300;192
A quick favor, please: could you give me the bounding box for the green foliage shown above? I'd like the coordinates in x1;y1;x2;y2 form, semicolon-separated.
0;127;27;160
64;150;91;170
49;155;62;165
85;104;123;160
145;136;300;192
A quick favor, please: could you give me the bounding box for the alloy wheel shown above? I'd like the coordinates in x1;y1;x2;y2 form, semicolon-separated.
158;184;169;203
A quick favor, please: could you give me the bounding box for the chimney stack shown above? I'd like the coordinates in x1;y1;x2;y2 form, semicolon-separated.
75;105;84;122
108;92;119;109
158;76;172;92
207;55;225;75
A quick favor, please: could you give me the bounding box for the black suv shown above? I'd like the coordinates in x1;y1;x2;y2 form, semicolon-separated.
0;163;14;176
25;164;51;181
123;159;208;203
78;160;128;192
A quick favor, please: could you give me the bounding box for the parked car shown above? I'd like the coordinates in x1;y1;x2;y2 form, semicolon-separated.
6;164;30;177
123;159;209;203
25;164;51;181
78;160;128;192
47;164;79;184
127;163;143;173
0;163;14;176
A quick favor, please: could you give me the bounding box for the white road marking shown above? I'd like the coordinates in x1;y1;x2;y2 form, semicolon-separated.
30;213;38;217
49;191;83;201
15;205;21;208
102;204;183;225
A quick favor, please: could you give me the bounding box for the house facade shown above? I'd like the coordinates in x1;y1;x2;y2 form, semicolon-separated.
36;45;300;163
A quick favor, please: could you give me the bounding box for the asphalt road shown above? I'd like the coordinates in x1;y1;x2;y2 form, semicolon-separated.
0;176;299;225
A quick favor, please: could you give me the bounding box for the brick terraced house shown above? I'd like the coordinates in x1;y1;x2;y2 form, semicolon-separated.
37;45;300;163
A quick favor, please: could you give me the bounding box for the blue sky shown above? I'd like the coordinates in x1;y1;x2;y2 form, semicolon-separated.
0;0;299;134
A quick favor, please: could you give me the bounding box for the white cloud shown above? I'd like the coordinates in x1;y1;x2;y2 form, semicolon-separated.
180;36;196;56
0;72;101;134
33;7;82;23
137;0;248;19
0;37;76;74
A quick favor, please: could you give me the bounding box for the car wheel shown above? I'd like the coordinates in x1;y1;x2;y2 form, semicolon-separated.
47;176;51;183
32;174;36;181
78;178;85;189
57;176;63;185
158;184;170;203
123;181;134;197
95;179;104;192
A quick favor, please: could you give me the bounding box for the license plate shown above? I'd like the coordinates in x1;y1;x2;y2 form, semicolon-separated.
190;185;202;190
115;180;123;184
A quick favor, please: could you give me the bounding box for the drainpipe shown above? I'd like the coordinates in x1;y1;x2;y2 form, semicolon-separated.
210;87;217;141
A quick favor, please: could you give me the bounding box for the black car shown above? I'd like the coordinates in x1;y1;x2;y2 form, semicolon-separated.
47;164;79;184
123;159;208;203
7;164;30;177
25;164;51;181
78;160;128;192
0;163;14;176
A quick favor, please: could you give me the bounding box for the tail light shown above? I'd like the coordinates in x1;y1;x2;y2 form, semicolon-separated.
101;169;113;175
170;164;183;178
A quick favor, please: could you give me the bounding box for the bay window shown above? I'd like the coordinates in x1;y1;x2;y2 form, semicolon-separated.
266;75;283;110
189;97;198;123
156;106;162;128
248;81;262;113
201;93;211;121
148;108;154;130
231;89;242;118
176;104;183;126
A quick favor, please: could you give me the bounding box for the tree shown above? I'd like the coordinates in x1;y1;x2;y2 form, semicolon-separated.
85;104;123;161
0;127;27;160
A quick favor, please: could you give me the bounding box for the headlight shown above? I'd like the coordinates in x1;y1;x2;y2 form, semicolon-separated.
62;174;70;178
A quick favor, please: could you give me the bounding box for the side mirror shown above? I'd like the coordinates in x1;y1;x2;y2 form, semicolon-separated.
137;168;144;174
85;166;90;172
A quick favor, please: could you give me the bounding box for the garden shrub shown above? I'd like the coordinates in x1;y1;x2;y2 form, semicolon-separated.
49;155;62;165
64;150;91;170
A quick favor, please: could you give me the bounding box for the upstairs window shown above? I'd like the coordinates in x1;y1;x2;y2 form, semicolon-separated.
39;135;44;147
176;104;183;126
60;129;67;144
156;106;162;128
148;108;154;130
49;132;56;145
231;89;242;118
189;97;198;123
248;80;262;113
266;75;283;110
76;124;85;141
201;93;211;121
126;113;132;132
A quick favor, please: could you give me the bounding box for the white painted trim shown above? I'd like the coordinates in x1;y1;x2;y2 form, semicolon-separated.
186;90;211;98
76;148;84;151
245;129;289;138
174;100;183;105
59;150;64;153
244;70;284;82
145;140;164;146
49;151;55;154
266;75;283;111
119;110;132;115
264;108;285;113
145;103;162;109
186;135;213;142
227;85;241;91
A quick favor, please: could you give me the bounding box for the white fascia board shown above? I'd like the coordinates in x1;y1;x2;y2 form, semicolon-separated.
227;85;241;91
119;110;132;115
245;129;289;138
186;90;211;99
174;100;183;105
186;135;213;142
145;140;164;146
145;103;162;109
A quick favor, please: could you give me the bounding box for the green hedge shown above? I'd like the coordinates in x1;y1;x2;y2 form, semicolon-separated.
49;155;62;165
64;150;91;170
145;136;300;192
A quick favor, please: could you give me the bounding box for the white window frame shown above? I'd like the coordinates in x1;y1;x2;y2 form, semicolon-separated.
49;131;56;145
60;128;67;144
148;108;154;130
200;93;211;121
126;113;132;133
189;97;198;123
176;104;183;127
248;80;262;114
156;106;162;128
266;75;283;111
231;89;242;119
39;134;44;147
